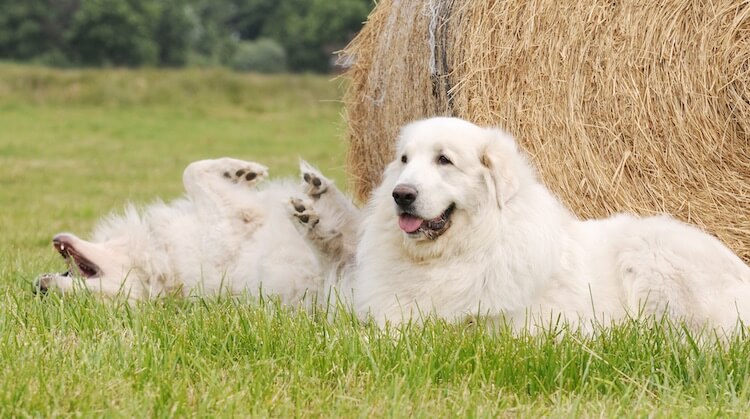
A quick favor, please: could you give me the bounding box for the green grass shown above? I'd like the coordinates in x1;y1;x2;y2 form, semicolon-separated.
2;64;750;417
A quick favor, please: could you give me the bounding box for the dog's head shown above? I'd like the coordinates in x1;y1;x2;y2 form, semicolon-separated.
35;207;154;295
35;232;135;294
380;117;531;247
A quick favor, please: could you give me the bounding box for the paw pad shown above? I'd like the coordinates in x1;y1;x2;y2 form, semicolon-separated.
223;162;267;186
299;162;329;199
290;197;320;228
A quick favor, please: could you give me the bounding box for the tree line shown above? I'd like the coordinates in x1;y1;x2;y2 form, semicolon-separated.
0;0;373;72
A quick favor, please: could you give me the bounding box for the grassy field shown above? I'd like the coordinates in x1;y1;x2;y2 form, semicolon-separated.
2;64;750;417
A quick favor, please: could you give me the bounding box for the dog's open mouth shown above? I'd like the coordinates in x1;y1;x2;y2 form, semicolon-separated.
398;204;455;240
53;237;101;279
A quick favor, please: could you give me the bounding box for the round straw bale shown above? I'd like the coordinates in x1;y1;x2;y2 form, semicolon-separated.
342;0;750;262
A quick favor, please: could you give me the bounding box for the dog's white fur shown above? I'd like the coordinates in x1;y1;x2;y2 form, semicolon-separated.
37;158;322;303
295;117;750;332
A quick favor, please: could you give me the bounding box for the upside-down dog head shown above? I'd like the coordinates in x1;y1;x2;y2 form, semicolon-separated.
34;206;155;296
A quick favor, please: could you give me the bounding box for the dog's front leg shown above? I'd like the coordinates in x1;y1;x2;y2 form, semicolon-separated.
289;197;353;286
297;160;360;253
289;161;360;290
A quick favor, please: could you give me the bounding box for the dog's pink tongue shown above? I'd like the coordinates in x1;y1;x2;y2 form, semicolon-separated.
398;214;423;233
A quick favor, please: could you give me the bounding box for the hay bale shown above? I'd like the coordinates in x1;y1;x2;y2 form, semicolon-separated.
342;0;750;262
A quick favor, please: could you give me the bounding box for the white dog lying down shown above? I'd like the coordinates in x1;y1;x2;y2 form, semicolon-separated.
291;117;750;332
36;158;324;303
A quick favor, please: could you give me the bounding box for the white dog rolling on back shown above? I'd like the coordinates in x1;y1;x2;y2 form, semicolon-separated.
36;158;322;303
292;117;750;332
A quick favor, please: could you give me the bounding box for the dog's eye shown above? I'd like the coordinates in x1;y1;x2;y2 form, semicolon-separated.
401;155;408;164
437;155;453;166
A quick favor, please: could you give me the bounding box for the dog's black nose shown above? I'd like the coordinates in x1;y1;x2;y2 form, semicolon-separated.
392;184;418;208
33;275;50;296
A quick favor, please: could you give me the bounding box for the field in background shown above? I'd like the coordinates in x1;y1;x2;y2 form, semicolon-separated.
2;64;750;416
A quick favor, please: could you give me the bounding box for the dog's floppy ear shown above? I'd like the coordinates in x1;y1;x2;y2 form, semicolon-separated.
480;129;520;208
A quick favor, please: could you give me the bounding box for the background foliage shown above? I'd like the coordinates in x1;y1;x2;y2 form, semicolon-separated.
0;0;373;72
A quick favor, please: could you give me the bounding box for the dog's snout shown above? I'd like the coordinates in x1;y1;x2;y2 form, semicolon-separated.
392;184;418;208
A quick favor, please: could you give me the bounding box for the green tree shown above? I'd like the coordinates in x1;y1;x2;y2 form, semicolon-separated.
185;0;238;66
229;0;279;40
65;0;160;66
0;0;78;62
262;0;371;72
154;0;197;66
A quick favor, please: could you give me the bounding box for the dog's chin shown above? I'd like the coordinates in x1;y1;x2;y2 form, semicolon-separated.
397;203;455;241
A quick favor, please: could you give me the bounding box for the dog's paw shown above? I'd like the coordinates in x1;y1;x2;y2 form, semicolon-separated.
33;274;52;295
221;159;268;187
289;197;320;229
299;160;330;199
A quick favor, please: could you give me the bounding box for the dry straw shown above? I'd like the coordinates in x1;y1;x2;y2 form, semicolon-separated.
342;0;750;262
